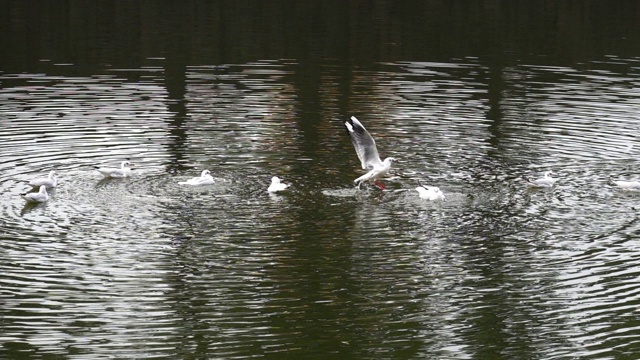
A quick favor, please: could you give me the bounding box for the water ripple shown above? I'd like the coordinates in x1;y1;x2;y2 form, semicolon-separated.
3;58;640;358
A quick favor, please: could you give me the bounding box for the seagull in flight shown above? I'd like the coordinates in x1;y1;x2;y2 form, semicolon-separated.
344;116;396;190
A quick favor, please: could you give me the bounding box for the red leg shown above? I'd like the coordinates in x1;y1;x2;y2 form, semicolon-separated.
374;181;386;190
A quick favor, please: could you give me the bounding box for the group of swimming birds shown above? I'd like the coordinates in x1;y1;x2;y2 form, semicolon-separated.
20;161;291;203
19;116;640;204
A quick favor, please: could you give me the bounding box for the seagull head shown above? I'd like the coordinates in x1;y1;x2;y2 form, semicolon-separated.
201;170;211;177
121;161;132;168
271;176;281;184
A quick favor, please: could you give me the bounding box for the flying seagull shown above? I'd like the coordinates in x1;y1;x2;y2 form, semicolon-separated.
344;116;396;190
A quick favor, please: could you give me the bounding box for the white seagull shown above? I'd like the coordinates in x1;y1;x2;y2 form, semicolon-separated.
613;180;640;191
526;171;557;188
22;185;49;203
179;170;215;186
95;161;133;178
416;185;445;201
344;116;396;190
28;170;58;188
268;176;289;193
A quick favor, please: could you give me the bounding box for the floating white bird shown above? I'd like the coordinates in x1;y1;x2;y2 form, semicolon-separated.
95;161;133;178
526;171;557;188
613;180;640;191
344;116;396;190
28;170;57;188
179;170;215;186
22;185;49;203
416;185;445;201
268;176;289;193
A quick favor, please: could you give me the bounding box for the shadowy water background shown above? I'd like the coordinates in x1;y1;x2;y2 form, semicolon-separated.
2;1;640;359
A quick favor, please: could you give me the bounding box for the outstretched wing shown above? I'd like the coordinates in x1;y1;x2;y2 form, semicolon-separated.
344;116;383;169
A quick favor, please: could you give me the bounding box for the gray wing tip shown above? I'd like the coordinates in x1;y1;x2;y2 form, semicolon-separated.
346;116;369;135
344;120;354;133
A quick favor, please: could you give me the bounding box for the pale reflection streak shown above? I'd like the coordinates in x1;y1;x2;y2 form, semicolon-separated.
0;72;183;355
2;58;640;357
499;64;640;161
182;63;299;171
341;60;640;358
158;62;308;355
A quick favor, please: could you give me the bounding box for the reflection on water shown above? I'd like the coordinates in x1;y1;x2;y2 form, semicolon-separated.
3;58;640;359
3;3;640;359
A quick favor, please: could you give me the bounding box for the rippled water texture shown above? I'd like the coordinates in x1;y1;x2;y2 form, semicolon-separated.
3;3;640;359
3;58;640;359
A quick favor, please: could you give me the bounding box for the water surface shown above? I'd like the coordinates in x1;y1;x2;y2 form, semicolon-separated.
2;2;640;359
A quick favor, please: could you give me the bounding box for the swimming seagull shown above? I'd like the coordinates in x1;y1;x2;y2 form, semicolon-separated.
268;176;289;193
416;185;445;201
95;161;133;178
526;171;557;188
613;180;640;191
179;170;215;186
28;170;57;188
22;185;49;203
344;116;397;190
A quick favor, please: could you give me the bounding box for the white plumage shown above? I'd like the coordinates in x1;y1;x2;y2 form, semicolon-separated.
526;171;556;188
416;186;445;201
613;180;640;191
28;170;57;188
344;116;396;189
96;161;133;178
268;176;289;193
22;185;49;203
179;170;215;186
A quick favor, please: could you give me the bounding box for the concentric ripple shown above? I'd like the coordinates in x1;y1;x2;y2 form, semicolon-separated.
2;58;640;358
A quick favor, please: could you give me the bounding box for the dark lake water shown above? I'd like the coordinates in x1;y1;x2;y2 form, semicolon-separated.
3;1;640;359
